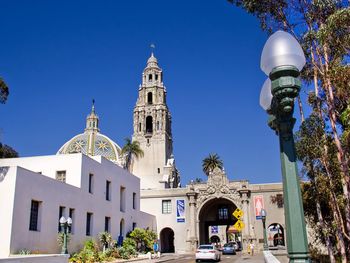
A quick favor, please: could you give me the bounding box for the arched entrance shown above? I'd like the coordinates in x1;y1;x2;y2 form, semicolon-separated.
198;198;238;245
268;223;285;246
160;227;175;253
210;235;220;244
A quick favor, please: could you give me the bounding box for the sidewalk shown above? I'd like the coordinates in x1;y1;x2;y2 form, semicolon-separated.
234;253;265;262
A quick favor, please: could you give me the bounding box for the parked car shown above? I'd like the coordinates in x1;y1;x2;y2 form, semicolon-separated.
196;244;221;262
222;243;236;255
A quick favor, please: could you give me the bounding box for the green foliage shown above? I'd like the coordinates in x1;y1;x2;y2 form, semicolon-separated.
17;249;31;255
0;77;9;104
129;228;157;253
0;143;18;158
98;231;113;251
202;153;223;176
121;138;144;171
69;239;99;263
57;232;71;247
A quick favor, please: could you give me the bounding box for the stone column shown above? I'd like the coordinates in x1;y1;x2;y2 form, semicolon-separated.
187;189;198;251
239;188;251;250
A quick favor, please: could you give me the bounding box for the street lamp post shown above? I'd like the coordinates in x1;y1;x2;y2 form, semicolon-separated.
260;209;268;251
259;31;310;263
59;216;72;254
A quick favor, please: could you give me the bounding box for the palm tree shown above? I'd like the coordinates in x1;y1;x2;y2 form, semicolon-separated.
202;153;223;176
121;138;144;172
0;77;9;104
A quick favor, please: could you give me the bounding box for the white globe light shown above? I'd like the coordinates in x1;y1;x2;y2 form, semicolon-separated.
59;216;67;224
260;30;306;75
259;78;272;111
67;217;73;225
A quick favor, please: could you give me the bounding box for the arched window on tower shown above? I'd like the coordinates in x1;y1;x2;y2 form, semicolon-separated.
139;123;142;132
155;74;158;81
147;92;153;104
148;74;152;81
146;116;153;134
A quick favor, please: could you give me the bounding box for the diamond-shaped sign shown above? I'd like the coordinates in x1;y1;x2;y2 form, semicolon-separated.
232;208;244;220
233;219;245;232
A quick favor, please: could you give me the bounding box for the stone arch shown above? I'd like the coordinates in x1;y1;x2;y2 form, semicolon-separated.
197;197;239;245
268;223;285;246
160;227;175;253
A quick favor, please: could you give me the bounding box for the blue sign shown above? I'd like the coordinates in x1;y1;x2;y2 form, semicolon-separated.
176;200;185;223
211;226;218;234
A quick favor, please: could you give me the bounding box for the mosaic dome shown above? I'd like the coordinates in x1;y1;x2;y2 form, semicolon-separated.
57;102;123;165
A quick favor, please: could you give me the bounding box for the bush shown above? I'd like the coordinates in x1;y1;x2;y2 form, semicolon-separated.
69;239;99;263
129;228;157;253
17;249;31;255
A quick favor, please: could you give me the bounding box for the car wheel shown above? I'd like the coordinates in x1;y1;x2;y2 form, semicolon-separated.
196;260;199;262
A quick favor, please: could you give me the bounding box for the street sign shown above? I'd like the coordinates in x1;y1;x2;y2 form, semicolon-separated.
233;219;245;232
232;208;243;220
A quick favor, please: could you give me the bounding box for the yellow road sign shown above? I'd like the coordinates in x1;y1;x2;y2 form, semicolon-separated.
233;219;245;232
232;208;244;219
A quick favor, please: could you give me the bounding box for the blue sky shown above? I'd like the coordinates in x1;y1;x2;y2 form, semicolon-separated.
0;0;306;185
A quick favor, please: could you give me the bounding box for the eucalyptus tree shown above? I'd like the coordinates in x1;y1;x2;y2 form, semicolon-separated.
0;77;9;104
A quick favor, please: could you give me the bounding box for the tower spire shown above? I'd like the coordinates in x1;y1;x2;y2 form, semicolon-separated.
85;99;100;132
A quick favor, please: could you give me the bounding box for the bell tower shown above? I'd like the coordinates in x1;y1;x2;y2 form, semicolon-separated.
132;53;179;189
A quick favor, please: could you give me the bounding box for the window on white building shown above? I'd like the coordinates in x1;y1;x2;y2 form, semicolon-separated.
105;217;110;232
89;173;94;194
120;186;126;212
56;171;66;182
69;208;75;234
162;200;172;214
106;180;111;201
29;200;41;231
133;192;136;209
86;212;93;236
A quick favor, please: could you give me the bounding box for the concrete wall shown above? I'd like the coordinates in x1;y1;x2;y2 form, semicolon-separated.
0;154;155;257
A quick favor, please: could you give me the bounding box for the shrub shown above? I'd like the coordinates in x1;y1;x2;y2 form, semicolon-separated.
17;249;31;255
98;231;113;251
129;228;157;253
69;239;99;263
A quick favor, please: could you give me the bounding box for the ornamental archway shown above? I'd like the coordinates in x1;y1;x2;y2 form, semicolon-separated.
198;198;238;245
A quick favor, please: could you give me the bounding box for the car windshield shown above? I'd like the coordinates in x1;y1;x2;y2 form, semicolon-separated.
224;243;233;247
198;245;214;250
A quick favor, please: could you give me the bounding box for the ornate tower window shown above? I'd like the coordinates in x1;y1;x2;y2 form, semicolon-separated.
146;116;153;134
147;92;153;104
155;74;158;81
148;74;152;81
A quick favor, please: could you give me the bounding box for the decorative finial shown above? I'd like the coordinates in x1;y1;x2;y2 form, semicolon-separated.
150;43;155;55
92;99;95;113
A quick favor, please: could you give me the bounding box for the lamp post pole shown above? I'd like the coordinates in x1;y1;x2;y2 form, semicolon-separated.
59;216;72;255
260;31;310;263
261;209;268;251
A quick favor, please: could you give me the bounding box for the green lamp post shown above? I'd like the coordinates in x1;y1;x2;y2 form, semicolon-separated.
259;31;310;262
260;209;268;251
59;216;72;254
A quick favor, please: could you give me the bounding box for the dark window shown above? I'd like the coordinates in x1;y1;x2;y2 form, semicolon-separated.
133;222;137;230
139;123;142;132
120;186;126;212
162;200;171;214
69;208;74;234
146;116;153;134
218;207;228;220
89;173;93;193
133;192;136;209
149;74;152;81
29;200;40;231
105;217;110;232
58;206;65;231
147;92;153;104
157;168;160;174
86;212;93;236
106;181;111;201
56;171;66;182
155;74;158;81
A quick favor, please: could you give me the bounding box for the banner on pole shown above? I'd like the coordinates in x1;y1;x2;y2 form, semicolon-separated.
176;200;185;223
254;195;264;219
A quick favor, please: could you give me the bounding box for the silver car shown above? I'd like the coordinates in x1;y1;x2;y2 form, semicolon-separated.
195;244;221;262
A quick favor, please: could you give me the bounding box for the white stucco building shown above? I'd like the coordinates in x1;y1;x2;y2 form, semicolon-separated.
0;153;155;257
